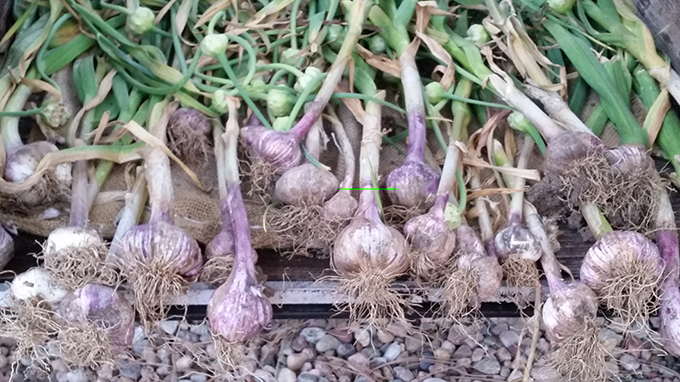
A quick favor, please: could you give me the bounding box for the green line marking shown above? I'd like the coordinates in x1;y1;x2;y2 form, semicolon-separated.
339;188;398;190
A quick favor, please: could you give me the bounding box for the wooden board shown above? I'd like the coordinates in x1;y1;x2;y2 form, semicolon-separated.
634;0;680;72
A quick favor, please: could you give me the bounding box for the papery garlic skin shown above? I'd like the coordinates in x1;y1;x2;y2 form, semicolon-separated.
274;163;339;206
322;192;358;222
58;284;135;347
45;227;103;254
544;131;604;174
542;282;599;343
11;268;68;303
660;277;680;357
240;125;301;172
580;231;663;293
605;145;655;175
0;227;13;269
494;225;542;262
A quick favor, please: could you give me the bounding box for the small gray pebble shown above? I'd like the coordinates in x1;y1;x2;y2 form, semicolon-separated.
383;342;401;362
419;352;435;371
620;354;641;371
473;357;501;375
499;331;519;349
452;344;472;359
354;377;370;382
471;348;485;363
278;368;297;382
371;357;387;367
159;320;179;335
298;372;320;382
336;343;355;358
316;335;341;353
132;340;149;355
348;352;369;368
66;370;88;382
291;336;308;352
301;327;327;344
393;366;414;382
156;366;171;377
118;362;142;380
190;374;208;382
490;323;509;336
421;379;447;382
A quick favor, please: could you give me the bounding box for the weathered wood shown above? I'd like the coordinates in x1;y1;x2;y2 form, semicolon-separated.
634;0;680;72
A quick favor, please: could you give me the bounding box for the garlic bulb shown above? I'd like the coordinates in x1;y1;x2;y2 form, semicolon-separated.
41;226;117;290
455;224;502;301
207;248;272;343
386;160;439;209
581;231;663;293
404;203;456;275
11;268;68;304
322;192;358;222
274;163;339;206
240;125;302;173
4;141;72;207
57;284;135;348
494;225;541;261
167;107;212;161
0;227;13;270
542;281;599;343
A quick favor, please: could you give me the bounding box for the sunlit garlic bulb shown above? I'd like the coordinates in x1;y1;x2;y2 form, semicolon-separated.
494;225;541;262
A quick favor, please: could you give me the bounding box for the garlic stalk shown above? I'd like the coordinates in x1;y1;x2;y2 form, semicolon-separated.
493;136;541;289
116;101;203;326
332;91;411;329
207;98;272;371
525;201;611;382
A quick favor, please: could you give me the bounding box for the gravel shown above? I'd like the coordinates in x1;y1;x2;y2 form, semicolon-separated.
1;316;679;382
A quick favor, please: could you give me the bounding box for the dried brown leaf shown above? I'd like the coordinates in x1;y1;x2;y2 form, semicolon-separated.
356;45;401;78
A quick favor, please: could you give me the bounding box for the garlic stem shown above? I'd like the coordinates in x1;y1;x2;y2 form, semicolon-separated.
288;0;366;141
400;52;427;163
507;137;534;226
656;187;679;277
326;108;355;191
304;103;324;162
358;92;385;190
110;166;147;256
1;73;37;153
145;147;174;224
68;160;91;228
524;201;563;291
470;172;495;246
223;100;257;280
579;202;613;240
